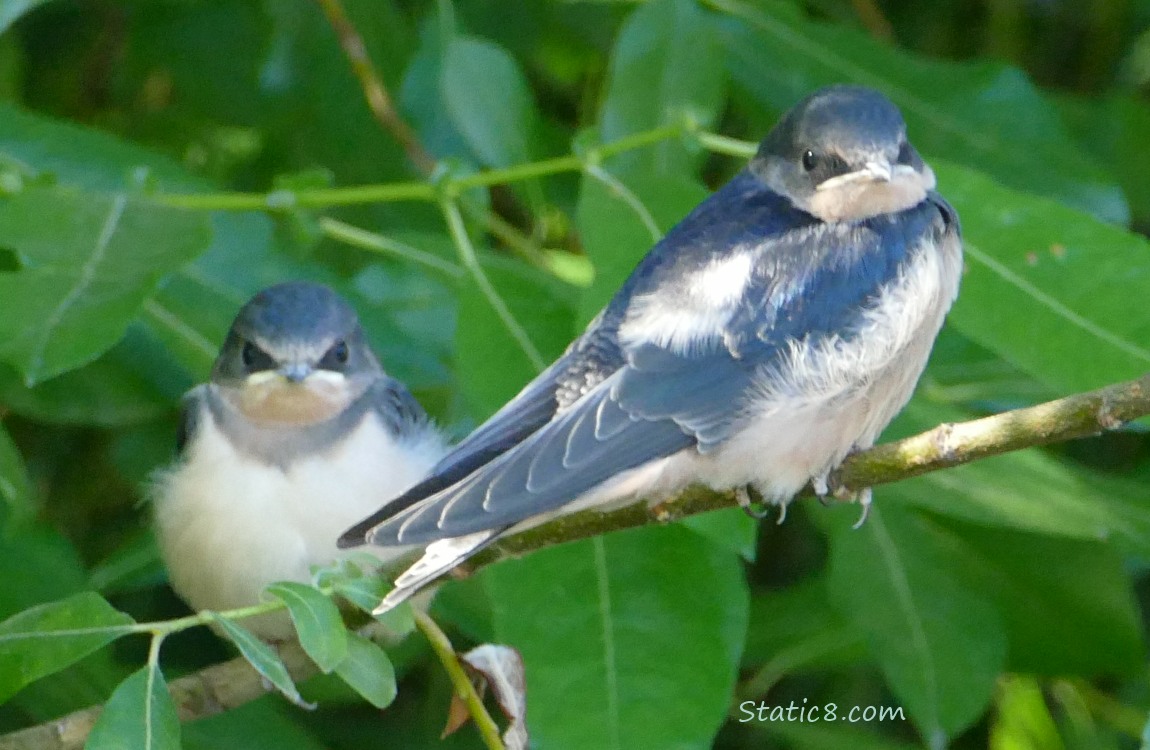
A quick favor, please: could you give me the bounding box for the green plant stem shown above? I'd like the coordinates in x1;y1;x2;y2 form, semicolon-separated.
439;198;546;371
152;125;737;213
319;217;465;278
413;610;506;750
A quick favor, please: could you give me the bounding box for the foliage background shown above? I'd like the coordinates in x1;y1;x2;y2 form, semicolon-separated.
0;0;1149;748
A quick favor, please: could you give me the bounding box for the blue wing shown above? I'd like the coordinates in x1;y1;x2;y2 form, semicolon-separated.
356;173;957;545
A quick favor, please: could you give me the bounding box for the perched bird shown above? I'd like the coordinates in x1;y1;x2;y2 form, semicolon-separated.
154;282;446;639
340;84;963;612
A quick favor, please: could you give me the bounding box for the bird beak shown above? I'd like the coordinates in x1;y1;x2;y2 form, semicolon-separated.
279;362;314;383
861;161;892;182
815;160;893;192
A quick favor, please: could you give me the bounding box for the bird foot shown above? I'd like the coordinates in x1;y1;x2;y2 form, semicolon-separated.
735;485;789;524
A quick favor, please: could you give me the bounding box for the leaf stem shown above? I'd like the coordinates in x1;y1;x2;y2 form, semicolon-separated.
413;610;506;750
319;217;465;278
439;198;546;371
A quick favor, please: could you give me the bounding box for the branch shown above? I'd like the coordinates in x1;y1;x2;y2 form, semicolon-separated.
314;0;436;175
0;642;318;750
460;371;1150;569
4;373;1146;746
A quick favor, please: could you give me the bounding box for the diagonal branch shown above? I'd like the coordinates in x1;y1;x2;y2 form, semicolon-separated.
2;372;1146;748
461;371;1150;568
314;0;436;175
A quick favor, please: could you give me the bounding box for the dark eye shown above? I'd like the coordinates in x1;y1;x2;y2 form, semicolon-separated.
801;150;818;171
240;342;275;372
320;340;349;369
896;140;916;166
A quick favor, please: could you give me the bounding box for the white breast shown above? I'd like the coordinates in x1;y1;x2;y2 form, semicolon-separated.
696;230;963;503
579;229;962;511
153;408;446;639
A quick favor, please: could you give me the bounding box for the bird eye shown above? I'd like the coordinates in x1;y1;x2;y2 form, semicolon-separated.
320;340;350;370
240;342;274;372
801;150;819;171
896;139;916;166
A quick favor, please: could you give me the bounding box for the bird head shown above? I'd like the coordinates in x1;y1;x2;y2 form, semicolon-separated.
750;85;936;222
211;281;381;426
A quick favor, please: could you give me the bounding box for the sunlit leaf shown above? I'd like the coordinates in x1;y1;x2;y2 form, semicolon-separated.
266;582;347;673
333;631;397;709
208;614;309;708
86;663;180;750
0;592;134;704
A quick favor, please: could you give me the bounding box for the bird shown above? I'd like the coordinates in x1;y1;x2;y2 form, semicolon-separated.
339;84;963;613
153;281;447;639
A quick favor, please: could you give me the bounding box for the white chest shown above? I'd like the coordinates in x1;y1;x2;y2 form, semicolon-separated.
153;410;444;637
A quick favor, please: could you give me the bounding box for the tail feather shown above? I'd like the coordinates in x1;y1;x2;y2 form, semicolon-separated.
373;529;504;614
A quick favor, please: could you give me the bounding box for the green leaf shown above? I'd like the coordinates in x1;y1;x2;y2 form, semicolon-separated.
0;102;204;192
0;330;176;427
0;592;135;704
485;525;749;749
208;614;308;708
0;0;55;35
0;423;34;525
333;631;397;709
825;504;1006;744
938;160;1150;393
742;577;866;675
908;515;1142;676
1057;92;1150;228
86;663;180;750
455;254;577;417
716;1;1127;222
600;0;727;174
441;36;538;168
885;403;1150;553
680;508;758;561
750;721;921;750
0;188;212;384
575;170;710;325
266;582;348;673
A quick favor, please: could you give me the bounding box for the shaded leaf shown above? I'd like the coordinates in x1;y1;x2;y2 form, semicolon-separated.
600;0;727;174
0;592;134;704
266;582;348;673
455;254;577;417
575;169;710;325
938;161;1150;393
0;188;212;384
441;36;538;168
484;525;748;750
742;577;866;675
826;504;1006;744
334;631;397;709
208;614;309;708
86;663;180;750
0;424;34;526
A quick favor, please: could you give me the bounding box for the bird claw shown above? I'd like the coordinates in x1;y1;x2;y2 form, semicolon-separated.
850;487;873;529
735;485;772;520
735;485;790;524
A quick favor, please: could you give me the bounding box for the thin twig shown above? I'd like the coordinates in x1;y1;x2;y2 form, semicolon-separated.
314;0;436;175
413;610;506;750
